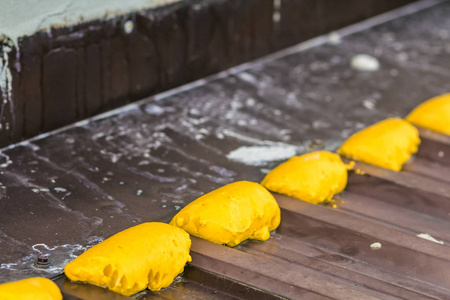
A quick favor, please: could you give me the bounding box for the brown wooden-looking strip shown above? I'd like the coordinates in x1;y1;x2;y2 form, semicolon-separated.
248;0;274;60
75;46;86;119
190;252;323;299
239;239;438;300
190;237;384;300
127;30;158;101
179;265;283;300
416;128;450;167
336;190;450;243
100;38;112;113
85;44;103;116
42;48;78;132
154;8;187;91
345;173;450;221
262;234;449;299
274;195;450;286
55;264;285;300
418;127;450;146
54;275;130;300
20;45;43;138
403;157;450;183
341;158;450;198
110;36;130;108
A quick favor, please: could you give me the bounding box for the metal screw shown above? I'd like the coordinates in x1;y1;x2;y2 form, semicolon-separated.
34;255;50;269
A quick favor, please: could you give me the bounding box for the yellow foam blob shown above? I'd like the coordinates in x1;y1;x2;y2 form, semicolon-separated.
261;151;347;204
65;222;191;296
406;93;450;135
170;181;280;247
0;277;62;300
338;118;420;171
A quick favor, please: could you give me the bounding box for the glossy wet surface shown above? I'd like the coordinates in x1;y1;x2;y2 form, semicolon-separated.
1;1;450;298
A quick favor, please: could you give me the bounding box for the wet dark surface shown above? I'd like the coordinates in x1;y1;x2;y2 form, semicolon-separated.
1;1;450;299
0;0;416;147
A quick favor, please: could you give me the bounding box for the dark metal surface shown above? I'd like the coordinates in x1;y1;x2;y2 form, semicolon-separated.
0;0;417;147
1;1;450;298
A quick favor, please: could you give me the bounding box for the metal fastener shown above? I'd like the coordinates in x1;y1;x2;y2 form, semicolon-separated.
33;255;50;269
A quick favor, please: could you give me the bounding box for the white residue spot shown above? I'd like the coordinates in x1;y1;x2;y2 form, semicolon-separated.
351;54;380;72
144;104;165;115
216;132;225;139
237;119;247;126
362;99;376;110
416;233;444;245
136;189;143;196
438;151;444;158
199;128;209;135
237;72;258;84
138;160;150;166
246;98;256;107
111;153;121;163
227;145;297;166
124;20;134;34
328;31;341;44
189;108;200;116
53;187;67;193
370;242;382;250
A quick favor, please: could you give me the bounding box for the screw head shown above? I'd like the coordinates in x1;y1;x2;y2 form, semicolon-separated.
33;255;50;268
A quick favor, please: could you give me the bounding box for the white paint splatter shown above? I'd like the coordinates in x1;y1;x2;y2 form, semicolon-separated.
416;233;444;245
53;187;67;193
144;104;165;115
351;54;380;72
362;99;376;110
370;242;382;250
227;144;297;166
237;72;258;84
